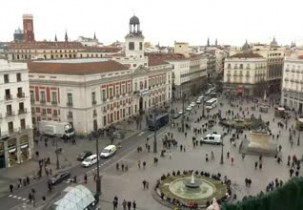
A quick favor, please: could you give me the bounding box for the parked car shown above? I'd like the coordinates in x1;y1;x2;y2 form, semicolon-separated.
50;172;71;185
100;145;117;158
172;112;181;119
190;102;196;107
186;106;192;111
81;154;98;167
77;151;93;161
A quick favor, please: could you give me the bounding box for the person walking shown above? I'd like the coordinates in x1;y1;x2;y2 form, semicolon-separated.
133;200;137;209
231;156;234;165
259;162;262;170
9;184;13;193
122;199;127;210
138;160;141;169
127;201;131;210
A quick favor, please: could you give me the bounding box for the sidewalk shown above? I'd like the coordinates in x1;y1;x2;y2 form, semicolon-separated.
0;117;145;199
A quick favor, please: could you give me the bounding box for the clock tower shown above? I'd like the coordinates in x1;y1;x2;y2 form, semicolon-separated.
125;15;144;59
23;14;35;42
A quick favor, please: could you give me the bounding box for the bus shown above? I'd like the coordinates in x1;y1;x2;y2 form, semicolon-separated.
205;98;218;109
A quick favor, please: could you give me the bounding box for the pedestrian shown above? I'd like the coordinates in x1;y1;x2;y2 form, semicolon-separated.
116;163;119;170
143;161;146;169
227;151;230;159
180;144;183;151
133;200;137;209
206;154;209;162
231;156;234;165
146;181;149;189
142;180;146;189
127;201;131;210
9;184;13;193
26;176;30;185
113;199;118;210
259;162;262;170
123;199;127;210
125;164;128;172
259;155;262;162
28;193;32;203
211;151;215;160
121;163;125;172
84;174;87;184
138;160;141;169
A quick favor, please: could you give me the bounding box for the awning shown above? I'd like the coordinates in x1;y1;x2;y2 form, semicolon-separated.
20;144;28;149
8;148;16;153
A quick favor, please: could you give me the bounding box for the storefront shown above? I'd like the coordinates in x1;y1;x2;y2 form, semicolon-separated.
7;138;17;167
19;134;30;163
0;142;5;168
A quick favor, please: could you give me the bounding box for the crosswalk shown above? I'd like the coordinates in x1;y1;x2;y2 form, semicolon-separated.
8;194;28;202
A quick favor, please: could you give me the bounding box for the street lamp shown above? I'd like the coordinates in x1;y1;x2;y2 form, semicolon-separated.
220;136;224;164
298;129;300;146
55;137;60;170
93;131;101;197
181;93;185;133
153;113;158;153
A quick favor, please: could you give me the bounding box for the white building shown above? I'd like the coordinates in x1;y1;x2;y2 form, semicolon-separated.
28;16;173;135
281;56;303;113
0;59;33;168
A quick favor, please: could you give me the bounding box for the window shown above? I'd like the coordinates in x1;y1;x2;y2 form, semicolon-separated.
67;93;73;106
129;42;134;50
92;92;96;105
52;92;57;104
4;74;9;83
20;119;26;130
8;122;14;134
116;86;119;96
19;102;24;113
139;42;143;50
102;89;106;101
16;73;21;82
5;89;11;100
41;92;46;103
30;90;35;102
6;105;12;116
17;87;23;98
109;88;113;98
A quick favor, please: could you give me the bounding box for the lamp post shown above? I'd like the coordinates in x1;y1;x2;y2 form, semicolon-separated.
202;90;205;118
55;137;60;170
181;93;185;133
220;136;224;164
153;113;158;153
298;129;300;146
93;131;101;196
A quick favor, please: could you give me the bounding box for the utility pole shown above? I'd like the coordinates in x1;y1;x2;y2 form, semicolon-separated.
181;92;185;133
298;129;301;146
153;113;157;153
202;91;205;118
55;137;60;169
220;136;224;164
94;132;101;197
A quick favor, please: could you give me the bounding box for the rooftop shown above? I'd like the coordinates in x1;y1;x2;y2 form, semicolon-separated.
7;41;83;49
28;59;128;75
230;52;263;59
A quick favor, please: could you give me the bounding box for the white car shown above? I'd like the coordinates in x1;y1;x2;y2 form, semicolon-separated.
81;154;97;167
178;110;183;115
201;134;222;145
186;106;192;111
100;145;117;158
190;102;196;107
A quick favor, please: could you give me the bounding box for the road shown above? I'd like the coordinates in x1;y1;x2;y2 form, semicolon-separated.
0;127;163;210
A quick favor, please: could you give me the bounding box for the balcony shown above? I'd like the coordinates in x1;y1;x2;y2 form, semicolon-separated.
5;95;12;101
103;109;106;113
17;92;25;98
66;102;73;107
8;128;18;135
52;113;58;119
102;97;107;102
93;112;97;117
18;108;27;115
30;99;35;104
6;111;14;117
51;101;58;106
40;100;46;105
92;100;97;105
67;113;73;119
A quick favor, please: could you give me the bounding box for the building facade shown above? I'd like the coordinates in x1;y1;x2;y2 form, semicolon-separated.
0;60;33;168
224;52;267;96
281;57;303;113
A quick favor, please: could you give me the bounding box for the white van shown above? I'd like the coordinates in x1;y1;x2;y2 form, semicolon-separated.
100;145;117;158
81;154;97;167
201;134;222;145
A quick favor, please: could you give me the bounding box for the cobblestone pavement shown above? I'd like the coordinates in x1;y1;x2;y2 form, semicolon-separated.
82;94;303;210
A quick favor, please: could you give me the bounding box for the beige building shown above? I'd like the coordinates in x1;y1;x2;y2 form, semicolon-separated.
0;60;33;168
224;50;267;96
281;56;303;113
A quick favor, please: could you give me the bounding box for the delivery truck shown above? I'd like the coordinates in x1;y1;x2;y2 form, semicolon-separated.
38;121;74;139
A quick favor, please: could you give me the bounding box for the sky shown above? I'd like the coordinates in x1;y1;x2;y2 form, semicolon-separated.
1;0;303;47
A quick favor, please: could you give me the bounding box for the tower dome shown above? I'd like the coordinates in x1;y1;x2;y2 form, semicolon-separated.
130;15;140;25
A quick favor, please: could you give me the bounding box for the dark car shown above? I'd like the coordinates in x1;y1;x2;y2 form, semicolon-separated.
50;172;71;185
77;151;93;161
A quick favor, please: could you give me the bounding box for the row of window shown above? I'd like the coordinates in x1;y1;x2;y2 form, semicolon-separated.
3;73;22;83
227;63;266;69
2;119;27;135
4;88;25;101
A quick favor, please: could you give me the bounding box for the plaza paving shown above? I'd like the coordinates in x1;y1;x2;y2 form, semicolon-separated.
89;95;303;209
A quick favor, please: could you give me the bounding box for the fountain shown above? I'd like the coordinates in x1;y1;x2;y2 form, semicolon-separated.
156;171;228;207
183;173;202;189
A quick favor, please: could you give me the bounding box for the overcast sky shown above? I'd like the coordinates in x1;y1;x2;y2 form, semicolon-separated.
1;0;303;46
